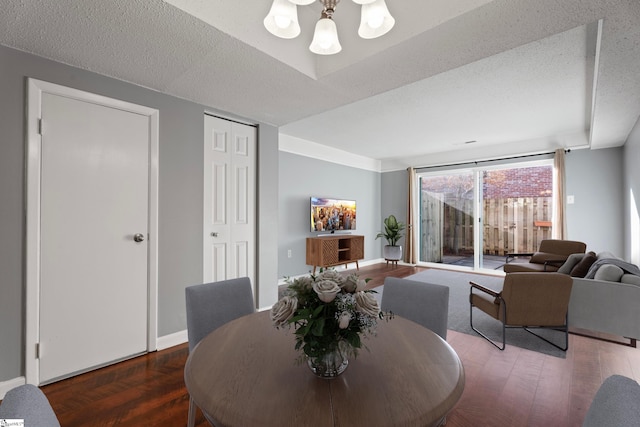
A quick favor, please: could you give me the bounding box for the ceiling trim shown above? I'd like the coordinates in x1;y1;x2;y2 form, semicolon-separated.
279;134;381;172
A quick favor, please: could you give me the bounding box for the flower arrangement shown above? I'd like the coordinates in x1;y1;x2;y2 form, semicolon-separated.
271;269;384;372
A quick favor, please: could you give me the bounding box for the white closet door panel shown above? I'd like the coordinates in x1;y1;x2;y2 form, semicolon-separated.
204;116;256;287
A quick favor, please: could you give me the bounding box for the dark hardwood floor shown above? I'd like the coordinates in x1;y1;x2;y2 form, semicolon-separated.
39;264;640;426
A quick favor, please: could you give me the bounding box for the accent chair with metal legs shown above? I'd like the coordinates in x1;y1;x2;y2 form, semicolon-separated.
185;277;255;427
469;272;573;350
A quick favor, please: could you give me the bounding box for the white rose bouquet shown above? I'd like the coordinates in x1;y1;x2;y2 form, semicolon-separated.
271;269;387;363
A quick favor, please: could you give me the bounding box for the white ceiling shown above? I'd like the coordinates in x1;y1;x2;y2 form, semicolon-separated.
2;0;640;170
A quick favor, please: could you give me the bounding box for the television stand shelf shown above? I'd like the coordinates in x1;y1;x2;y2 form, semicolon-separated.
306;235;364;274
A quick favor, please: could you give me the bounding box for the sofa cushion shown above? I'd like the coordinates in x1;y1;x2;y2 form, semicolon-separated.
585;257;640;279
570;251;597;277
558;253;585;274
593;264;625;282
621;274;640;286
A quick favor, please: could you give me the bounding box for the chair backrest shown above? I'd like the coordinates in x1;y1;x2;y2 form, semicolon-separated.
185;277;255;352
501;272;573;326
0;384;60;427
538;239;587;257
381;277;449;339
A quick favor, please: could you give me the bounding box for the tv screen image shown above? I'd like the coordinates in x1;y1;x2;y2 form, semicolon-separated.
310;197;356;232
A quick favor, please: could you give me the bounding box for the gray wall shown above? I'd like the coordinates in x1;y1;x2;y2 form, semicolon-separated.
565;147;624;256
624;118;640;264
381;169;409;248
278;152;381;278
0;45;279;382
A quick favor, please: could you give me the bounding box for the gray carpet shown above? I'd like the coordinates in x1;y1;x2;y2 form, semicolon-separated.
381;269;567;358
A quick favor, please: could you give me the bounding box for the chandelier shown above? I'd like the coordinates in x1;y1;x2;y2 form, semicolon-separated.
263;0;395;55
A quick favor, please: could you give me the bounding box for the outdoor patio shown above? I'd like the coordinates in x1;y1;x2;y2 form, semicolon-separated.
439;254;506;270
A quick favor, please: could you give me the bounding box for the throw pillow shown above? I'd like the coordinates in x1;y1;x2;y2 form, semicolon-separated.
558;253;585;275
530;252;555;263
593;264;625;282
570;251;597;277
621;274;640;286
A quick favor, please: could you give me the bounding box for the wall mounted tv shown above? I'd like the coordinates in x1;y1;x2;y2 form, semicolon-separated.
310;197;356;232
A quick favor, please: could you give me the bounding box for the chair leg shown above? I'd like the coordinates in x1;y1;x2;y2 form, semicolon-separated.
522;327;568;351
188;396;196;427
522;314;570;351
469;293;506;350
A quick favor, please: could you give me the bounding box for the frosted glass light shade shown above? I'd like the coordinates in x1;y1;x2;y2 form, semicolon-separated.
264;0;300;39
289;0;316;4
358;0;395;39
309;18;342;55
352;0;376;4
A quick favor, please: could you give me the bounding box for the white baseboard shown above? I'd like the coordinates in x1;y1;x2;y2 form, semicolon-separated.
156;330;187;351
0;376;26;400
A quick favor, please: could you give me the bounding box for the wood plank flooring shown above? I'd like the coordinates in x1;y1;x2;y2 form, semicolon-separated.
39;264;640;426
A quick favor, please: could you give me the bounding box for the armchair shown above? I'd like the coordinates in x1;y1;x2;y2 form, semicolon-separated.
503;239;586;273
469;272;573;350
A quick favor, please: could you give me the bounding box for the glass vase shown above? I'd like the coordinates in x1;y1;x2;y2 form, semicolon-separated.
307;347;349;378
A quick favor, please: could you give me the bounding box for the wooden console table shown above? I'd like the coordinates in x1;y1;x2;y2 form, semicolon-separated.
306;235;364;274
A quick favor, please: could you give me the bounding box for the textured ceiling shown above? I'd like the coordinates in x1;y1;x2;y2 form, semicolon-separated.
1;0;639;170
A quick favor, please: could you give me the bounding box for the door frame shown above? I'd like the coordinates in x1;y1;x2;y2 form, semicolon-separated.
25;78;159;385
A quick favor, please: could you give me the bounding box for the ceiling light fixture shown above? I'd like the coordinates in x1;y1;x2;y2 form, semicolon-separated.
264;0;395;55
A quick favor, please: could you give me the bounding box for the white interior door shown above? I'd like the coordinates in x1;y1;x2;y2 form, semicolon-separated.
32;84;156;384
203;115;256;286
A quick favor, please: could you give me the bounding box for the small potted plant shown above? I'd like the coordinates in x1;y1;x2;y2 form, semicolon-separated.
376;214;406;261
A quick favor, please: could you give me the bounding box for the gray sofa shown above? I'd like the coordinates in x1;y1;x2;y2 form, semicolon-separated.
564;252;640;346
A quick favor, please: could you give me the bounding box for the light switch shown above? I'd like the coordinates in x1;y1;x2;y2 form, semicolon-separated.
567;195;575;204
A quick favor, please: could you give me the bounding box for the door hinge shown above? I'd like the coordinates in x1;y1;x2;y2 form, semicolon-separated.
38;118;43;135
36;342;40;359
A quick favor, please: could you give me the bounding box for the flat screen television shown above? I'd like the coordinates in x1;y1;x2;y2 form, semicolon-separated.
310;197;356;232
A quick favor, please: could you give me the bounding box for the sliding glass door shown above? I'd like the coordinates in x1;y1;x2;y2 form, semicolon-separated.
417;160;553;271
419;170;476;267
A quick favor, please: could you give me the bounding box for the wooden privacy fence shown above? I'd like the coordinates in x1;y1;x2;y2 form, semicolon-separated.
484;197;553;255
421;194;553;262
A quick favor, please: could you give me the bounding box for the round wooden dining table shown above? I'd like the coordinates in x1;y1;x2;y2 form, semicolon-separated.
184;310;465;427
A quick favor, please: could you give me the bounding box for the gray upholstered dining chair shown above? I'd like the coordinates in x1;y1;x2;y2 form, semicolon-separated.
185;277;255;427
582;374;640;426
380;277;450;339
0;384;61;427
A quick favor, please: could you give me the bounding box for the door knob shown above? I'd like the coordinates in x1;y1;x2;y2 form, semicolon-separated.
211;232;218;237
133;233;145;243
